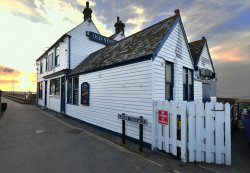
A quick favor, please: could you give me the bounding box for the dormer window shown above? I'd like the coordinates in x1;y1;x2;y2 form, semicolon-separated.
55;45;60;66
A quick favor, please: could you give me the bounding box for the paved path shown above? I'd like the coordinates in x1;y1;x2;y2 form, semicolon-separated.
0;98;170;173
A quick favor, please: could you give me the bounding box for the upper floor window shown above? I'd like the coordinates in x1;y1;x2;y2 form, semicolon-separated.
165;61;174;101
183;68;194;101
48;53;53;71
50;78;60;95
55;45;60;66
45;56;48;71
40;61;43;74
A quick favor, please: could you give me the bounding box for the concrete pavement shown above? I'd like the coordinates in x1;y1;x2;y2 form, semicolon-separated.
1;97;250;173
0;97;170;173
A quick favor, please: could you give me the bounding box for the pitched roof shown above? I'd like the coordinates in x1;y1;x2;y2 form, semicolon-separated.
188;38;206;65
69;14;179;76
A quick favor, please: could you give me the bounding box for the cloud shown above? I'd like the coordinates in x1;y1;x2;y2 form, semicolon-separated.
0;65;21;75
0;79;19;84
0;0;48;23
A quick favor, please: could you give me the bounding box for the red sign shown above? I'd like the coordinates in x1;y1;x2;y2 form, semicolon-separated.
158;110;168;125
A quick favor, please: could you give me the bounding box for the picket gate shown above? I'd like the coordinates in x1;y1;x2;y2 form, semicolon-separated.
153;100;231;165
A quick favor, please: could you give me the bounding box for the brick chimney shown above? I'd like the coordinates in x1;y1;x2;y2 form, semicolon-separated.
82;1;93;21
114;17;125;34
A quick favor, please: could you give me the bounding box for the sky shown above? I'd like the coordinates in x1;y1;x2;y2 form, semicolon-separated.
0;0;249;98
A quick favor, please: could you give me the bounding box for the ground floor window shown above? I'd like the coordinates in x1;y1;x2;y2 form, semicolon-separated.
38;82;43;99
67;77;79;105
183;68;194;101
165;61;174;101
50;78;60;95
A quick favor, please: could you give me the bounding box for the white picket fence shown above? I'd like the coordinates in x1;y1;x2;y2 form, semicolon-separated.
153;101;231;165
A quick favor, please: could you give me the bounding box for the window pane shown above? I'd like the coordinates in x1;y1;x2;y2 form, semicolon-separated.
166;64;172;82
67;78;72;103
188;70;192;84
55;78;60;95
74;77;79;90
183;84;187;100
165;84;171;100
48;53;53;71
183;69;187;84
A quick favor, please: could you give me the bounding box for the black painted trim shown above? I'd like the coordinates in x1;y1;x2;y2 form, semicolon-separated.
68;54;153;77
64;114;152;149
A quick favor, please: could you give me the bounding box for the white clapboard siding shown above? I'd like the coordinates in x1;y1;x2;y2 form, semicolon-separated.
68;21;105;69
154;100;231;165
38;37;69;80
153;21;194;102
197;44;214;71
66;60;153;144
194;80;203;102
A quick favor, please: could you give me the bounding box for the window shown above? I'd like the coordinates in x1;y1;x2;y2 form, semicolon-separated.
165;61;173;101
45;56;48;71
67;77;79;105
67;78;72;103
48;53;53;71
55;45;60;66
38;82;43;99
73;77;79;105
50;78;60;95
183;68;193;101
40;61;43;74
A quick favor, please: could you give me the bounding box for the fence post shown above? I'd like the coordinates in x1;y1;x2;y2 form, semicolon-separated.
215;102;225;164
195;102;205;162
180;102;187;162
225;103;231;165
187;102;195;162
170;101;177;155
205;102;215;163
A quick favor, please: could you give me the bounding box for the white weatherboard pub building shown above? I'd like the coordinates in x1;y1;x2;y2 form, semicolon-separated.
36;2;216;147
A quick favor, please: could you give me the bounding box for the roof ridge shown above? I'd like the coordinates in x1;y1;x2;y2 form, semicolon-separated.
85;14;178;58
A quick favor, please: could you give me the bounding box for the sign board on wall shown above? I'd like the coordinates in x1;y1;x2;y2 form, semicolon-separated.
81;82;89;106
158;110;168;125
86;31;117;45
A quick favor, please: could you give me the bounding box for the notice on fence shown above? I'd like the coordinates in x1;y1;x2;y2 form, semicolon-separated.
158;110;168;125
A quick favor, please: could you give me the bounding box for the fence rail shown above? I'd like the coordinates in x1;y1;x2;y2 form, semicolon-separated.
153;100;231;165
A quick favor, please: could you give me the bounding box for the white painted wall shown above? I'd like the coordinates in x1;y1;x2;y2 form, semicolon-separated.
37;37;68;82
153;21;194;102
197;44;214;72
194;80;202;102
66;60;153;144
68;21;105;69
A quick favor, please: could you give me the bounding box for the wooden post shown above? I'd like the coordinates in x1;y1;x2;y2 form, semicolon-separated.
122;119;126;144
139;116;143;152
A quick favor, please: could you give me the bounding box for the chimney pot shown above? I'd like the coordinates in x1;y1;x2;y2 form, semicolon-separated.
83;1;93;21
114;17;125;34
174;9;180;15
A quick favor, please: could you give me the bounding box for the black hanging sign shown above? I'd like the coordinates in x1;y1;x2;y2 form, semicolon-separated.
81;82;90;106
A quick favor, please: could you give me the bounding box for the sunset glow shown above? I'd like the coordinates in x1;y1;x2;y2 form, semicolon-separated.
0;0;249;97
